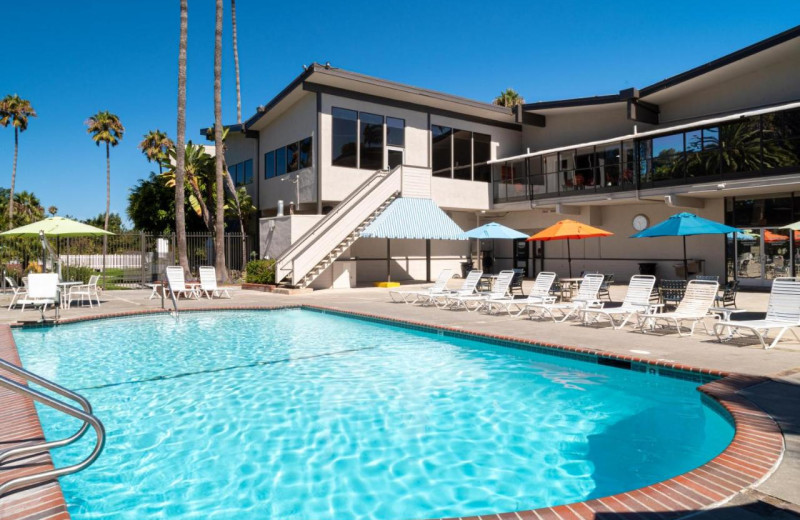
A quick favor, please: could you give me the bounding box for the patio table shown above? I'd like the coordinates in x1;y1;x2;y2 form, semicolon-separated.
57;281;81;307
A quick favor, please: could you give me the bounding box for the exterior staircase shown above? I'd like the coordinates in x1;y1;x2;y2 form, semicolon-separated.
275;166;403;288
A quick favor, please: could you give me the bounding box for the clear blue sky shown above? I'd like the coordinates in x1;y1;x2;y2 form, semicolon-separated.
2;1;799;224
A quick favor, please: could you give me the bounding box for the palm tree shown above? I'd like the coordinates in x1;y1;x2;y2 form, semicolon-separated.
161;142;215;231
231;0;242;124
12;191;44;226
492;88;524;107
0;94;37;229
138;130;174;174
175;0;191;277
47;205;57;217
85;111;124;231
213;0;228;282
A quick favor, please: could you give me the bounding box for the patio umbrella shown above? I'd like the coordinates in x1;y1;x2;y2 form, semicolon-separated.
0;216;113;237
461;222;528;274
526;219;613;277
1;217;113;277
631;212;740;280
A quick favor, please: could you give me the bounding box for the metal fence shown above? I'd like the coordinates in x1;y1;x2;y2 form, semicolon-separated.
0;232;253;288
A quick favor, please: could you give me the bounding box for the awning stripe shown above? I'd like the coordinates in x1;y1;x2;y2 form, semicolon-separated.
361;198;466;240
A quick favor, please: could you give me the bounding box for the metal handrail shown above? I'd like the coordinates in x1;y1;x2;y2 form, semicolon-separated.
0;359;105;497
275;167;394;275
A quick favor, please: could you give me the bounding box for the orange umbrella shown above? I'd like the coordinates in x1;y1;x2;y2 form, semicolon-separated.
527;219;613;277
764;230;789;243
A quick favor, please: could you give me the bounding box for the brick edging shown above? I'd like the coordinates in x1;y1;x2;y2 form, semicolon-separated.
0;305;785;520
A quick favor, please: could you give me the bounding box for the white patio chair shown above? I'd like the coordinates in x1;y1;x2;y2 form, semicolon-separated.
166;266;199;299
581;275;657;329
425;269;483;307
198;266;231;299
443;270;515;312
6;276;27;310
527;273;605;322
639;280;719;336
67;275;101;308
388;268;454;303
713;277;800;349
17;273;59;317
484;272;557;316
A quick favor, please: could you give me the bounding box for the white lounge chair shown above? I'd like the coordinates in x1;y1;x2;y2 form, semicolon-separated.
426;269;483;307
714;277;800;349
67;274;101;308
527;273;605;322
6;276;26;310
443;270;515;312
388;269;454;303
639;280;718;336
484;272;557;316
166;266;199;299
198;266;231;299
581;275;657;329
17;273;59;317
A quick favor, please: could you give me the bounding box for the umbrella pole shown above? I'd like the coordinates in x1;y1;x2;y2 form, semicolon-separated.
386;239;391;283
683;236;689;281
567;239;572;278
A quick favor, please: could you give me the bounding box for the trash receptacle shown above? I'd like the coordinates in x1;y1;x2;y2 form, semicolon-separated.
461;261;474;279
638;262;657;276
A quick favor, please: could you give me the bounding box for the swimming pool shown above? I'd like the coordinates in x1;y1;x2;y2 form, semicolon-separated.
14;309;734;520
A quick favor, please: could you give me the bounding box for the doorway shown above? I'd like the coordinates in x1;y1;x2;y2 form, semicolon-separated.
735;228;796;288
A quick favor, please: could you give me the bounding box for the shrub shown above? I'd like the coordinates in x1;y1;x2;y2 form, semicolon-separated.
245;259;275;284
62;266;97;284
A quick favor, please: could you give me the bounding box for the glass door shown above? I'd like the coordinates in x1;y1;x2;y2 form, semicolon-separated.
386;147;403;169
736;228;795;287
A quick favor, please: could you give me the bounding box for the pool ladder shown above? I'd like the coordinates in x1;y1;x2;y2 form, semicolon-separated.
0;357;105;497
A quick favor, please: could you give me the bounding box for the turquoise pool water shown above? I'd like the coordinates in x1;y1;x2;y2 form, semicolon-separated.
14;309;733;520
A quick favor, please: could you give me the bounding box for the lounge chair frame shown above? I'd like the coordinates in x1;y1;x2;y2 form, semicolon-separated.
581;275;656;329
527;273;605;322
639;280;718;336
484;272;557;316
388;269;454;303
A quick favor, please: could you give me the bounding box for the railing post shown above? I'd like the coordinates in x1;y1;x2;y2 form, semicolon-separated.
140;232;146;286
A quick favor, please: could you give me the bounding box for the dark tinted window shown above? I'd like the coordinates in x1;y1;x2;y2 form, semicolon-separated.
286;141;299;172
432;125;452;177
332;107;357;167
243;159;253;184
360;112;384;170
265;151;275;179
275;147;287;176
453;129;472;180
387;117;404;147
299;137;312;169
473;133;491;182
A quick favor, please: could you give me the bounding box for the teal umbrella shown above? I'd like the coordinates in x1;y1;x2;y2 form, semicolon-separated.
460;222;528;240
631;212;741;279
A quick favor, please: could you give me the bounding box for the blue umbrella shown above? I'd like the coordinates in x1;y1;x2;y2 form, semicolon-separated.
460;222;529;240
631;212;741;279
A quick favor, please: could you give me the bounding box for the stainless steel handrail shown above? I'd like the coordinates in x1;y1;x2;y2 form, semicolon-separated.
0;359;105;497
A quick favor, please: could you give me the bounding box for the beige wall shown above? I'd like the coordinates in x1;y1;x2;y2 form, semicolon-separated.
492;200;726;280
222;133;258;201
259;94;318;210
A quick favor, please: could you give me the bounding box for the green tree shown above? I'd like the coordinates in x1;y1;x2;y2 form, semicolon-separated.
83;213;125;234
175;0;191;276
138;130;174;174
0;94;37;229
85;111;124;231
161;142;215;231
493;88;524;107
213;0;228;282
47;205;57;217
128;172;206;234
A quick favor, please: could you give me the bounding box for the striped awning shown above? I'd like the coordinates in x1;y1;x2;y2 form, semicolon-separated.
361;198;466;240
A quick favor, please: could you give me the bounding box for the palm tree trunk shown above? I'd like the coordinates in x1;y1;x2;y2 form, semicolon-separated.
231;0;242;124
103;141;110;290
175;0;191;277
213;0;228;283
8;127;18;228
223;172;247;264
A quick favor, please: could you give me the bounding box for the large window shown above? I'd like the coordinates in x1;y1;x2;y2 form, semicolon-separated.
360;112;384;170
230;159;253;186
431;126;492;182
387;117;405;147
264;137;313;179
264;151;275;179
332;107;357;167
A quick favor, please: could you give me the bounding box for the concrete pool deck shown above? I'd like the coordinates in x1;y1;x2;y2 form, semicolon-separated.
1;282;800;519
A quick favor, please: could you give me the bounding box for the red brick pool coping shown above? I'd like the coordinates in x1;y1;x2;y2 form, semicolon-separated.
0;304;785;520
